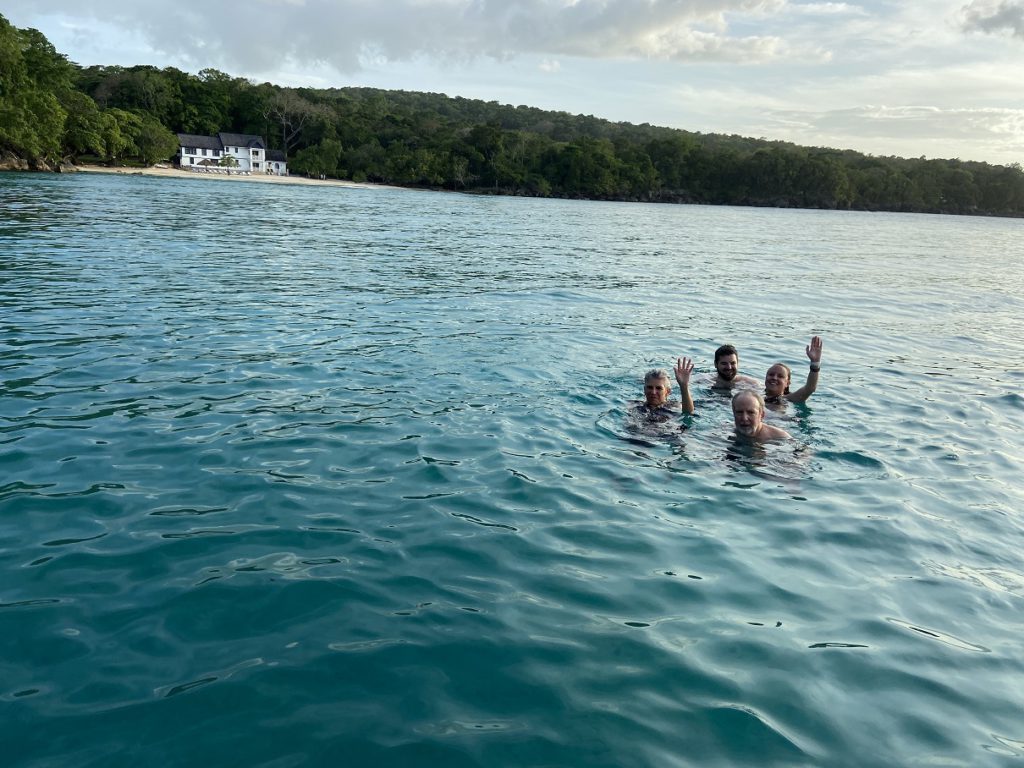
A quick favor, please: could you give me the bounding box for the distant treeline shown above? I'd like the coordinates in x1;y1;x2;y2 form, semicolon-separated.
3;14;1024;217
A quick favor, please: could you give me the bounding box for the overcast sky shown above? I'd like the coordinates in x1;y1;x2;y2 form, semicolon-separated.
6;0;1024;165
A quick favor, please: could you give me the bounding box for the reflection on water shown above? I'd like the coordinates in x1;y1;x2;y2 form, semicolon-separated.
2;172;1024;768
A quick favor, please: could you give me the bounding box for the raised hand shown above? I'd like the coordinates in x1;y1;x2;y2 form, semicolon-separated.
674;356;694;387
806;336;823;365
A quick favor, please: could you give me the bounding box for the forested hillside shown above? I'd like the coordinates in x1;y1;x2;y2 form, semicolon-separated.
3;13;1023;216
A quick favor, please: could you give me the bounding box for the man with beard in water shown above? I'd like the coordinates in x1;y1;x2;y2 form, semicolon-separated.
732;390;791;441
710;343;760;390
634;361;695;419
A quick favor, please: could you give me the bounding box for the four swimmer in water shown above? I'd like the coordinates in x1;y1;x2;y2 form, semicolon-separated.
633;336;824;442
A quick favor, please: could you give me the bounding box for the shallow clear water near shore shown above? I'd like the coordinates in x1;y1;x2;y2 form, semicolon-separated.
2;172;1024;767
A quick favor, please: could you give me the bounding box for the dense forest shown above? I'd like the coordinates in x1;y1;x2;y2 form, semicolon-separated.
3;13;1024;216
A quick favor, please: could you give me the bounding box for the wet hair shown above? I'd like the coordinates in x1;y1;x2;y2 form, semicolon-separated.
770;363;792;394
644;368;671;385
714;344;739;364
732;389;765;412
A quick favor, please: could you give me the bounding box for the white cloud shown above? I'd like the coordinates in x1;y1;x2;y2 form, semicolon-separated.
761;105;1024;162
14;0;824;71
650;56;1024;163
785;2;866;15
962;0;1024;37
6;0;1024;164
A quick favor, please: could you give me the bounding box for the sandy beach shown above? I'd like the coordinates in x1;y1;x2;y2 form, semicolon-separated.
76;163;402;192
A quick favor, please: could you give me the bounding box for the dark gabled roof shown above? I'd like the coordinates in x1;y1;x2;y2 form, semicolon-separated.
177;133;222;150
219;132;265;149
267;149;287;162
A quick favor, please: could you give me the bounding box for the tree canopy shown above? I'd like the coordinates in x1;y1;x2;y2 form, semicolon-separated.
2;13;1023;217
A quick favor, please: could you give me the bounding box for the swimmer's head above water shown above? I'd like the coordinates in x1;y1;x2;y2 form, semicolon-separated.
714;344;739;382
643;368;672;408
763;336;823;405
732;390;791;441
764;363;792;398
712;344;760;389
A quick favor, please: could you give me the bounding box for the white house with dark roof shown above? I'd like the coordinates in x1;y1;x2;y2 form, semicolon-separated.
176;132;288;176
266;149;288;177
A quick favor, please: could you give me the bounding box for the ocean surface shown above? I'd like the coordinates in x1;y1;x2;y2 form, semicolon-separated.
2;171;1023;767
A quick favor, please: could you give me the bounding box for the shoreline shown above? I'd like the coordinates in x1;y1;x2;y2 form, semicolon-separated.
74;163;404;192
15;164;1017;219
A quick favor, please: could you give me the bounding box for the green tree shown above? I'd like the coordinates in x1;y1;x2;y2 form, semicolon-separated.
98;108;141;165
58;89;104;158
796;153;852;208
91;66;181;126
292;138;342;177
0;16;66;166
550;137;621;197
645;133;698;192
134;112;178;164
344;138;387;182
18;26;74;92
263;88;326;155
466;123;505;187
20;90;65;164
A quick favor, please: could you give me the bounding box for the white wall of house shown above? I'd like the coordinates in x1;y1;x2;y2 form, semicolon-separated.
179;146;222;166
178;136;286;174
219;146;265;173
221;146;248;172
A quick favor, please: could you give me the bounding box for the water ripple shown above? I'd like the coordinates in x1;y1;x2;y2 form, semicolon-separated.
2;173;1023;768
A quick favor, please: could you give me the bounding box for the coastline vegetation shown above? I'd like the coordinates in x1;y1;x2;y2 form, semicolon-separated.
3;13;1023;217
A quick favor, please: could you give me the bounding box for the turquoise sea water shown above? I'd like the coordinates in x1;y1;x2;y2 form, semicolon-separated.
2;172;1024;767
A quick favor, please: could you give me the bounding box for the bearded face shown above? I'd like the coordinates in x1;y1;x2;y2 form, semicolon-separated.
716;353;739;382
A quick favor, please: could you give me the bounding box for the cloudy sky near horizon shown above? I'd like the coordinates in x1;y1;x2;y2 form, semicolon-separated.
5;0;1024;165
